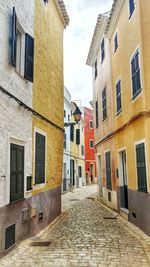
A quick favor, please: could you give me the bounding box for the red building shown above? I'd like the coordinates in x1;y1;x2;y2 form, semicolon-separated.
84;107;97;184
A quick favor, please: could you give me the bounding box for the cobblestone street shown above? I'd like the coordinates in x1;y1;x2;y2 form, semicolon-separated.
0;185;150;267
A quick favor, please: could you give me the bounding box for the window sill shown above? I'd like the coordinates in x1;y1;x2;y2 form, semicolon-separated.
132;89;142;102
128;11;135;20
102;117;107;122
137;189;147;194
33;183;46;189
116;109;122;116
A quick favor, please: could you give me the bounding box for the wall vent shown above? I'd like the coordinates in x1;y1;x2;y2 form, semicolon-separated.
21;208;31;223
5;224;15;250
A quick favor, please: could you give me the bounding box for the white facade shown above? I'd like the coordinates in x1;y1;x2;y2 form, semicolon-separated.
62;87;71;191
0;0;34;207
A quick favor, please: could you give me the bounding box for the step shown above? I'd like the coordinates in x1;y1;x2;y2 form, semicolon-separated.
120;208;129;221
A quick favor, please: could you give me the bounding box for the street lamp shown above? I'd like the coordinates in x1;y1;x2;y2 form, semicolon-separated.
64;106;82;127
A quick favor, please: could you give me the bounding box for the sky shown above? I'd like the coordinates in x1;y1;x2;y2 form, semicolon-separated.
64;0;113;107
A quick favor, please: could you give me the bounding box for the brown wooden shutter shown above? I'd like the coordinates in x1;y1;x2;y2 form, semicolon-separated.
35;132;46;184
24;33;34;82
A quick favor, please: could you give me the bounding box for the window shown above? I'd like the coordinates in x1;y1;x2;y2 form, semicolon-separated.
116;80;122;114
76;129;80;145
136;143;147;192
70;124;74;142
101;38;105;63
95;101;99;128
64;133;67;149
90;139;94;149
102;87;107;121
68;114;70;121
11;7;34;82
78;166;82;178
114;33;118;53
35;132;46;184
10;144;24;202
129;0;135;18
94;59;97;79
81;145;84;156
131;50;141;99
64;110;66;118
89;120;93;129
105;151;112;190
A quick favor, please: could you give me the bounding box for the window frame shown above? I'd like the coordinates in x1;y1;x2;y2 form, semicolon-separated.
130;48;142;100
116;79;122;115
16;22;25;76
135;140;148;193
101;38;105;63
114;32;118;53
94;59;97;80
89;139;94;149
129;0;135;19
34;128;47;188
95;100;99;129
102;86;107;121
89;120;93;129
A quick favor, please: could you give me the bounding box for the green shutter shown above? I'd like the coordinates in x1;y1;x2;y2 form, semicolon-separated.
76;129;80;145
105;152;112;190
5;224;15;250
136;143;147;192
10;144;24;202
24;33;34;82
35;132;46;184
10;7;17;67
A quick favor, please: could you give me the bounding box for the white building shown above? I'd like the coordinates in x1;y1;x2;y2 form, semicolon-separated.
62;87;71;192
0;0;34;254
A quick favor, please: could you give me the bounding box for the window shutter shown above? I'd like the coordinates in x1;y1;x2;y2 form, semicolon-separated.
129;0;135;17
10;144;24;202
5;224;15;250
35;133;46;184
95;101;99;128
24;33;34;82
105;152;112;190
70;125;74;142
76;129;80;145
136;143;147;192
102;87;107;120
10;7;17;67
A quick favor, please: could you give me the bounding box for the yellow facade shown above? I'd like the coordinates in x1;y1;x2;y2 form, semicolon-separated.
32;0;66;195
106;0;150;234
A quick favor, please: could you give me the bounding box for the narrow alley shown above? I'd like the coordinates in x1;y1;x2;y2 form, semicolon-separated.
0;185;150;267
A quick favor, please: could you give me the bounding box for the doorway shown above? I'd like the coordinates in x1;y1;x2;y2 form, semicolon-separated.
119;150;128;210
90;163;94;183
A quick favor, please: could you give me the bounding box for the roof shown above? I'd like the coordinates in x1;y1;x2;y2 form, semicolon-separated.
105;0;117;34
86;15;108;66
57;0;70;27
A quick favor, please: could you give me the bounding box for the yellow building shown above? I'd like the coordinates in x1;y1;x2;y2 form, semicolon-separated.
70;102;85;188
106;0;150;235
87;0;150;235
32;0;69;234
87;16;117;210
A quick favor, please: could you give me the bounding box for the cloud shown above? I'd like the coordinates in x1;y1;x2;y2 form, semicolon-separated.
64;0;113;107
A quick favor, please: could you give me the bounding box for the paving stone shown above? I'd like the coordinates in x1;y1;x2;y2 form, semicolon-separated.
0;186;150;267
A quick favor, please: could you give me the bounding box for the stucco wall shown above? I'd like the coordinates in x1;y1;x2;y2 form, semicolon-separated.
0;0;34;207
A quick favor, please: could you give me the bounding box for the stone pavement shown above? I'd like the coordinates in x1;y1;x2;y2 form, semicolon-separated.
0;185;150;267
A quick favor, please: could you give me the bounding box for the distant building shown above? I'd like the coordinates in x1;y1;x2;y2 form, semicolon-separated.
63;87;71;192
83;107;97;185
70;102;85;188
